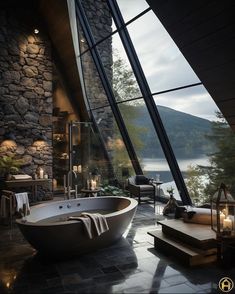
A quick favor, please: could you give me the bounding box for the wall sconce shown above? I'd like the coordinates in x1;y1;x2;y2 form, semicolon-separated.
33;133;47;147
34;28;39;34
0;132;17;148
36;133;47;141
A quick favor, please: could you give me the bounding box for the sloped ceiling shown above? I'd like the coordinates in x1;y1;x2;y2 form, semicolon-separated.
38;0;88;120
147;0;235;130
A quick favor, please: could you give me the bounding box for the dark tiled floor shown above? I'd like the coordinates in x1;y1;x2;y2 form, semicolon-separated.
0;202;235;293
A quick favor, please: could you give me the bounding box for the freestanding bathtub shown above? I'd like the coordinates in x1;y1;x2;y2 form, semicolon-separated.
16;196;138;256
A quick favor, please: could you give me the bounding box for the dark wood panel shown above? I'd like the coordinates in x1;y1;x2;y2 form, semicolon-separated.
38;0;88;121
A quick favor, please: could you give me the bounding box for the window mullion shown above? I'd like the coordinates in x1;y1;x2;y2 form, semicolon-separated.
108;0;192;205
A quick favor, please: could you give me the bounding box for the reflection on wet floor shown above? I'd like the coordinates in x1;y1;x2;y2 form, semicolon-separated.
0;201;235;293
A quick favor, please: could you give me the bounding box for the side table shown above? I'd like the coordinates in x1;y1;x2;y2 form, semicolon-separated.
152;180;163;211
80;188;101;197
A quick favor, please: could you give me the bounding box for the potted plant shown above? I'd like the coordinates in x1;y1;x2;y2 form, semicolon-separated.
0;154;24;180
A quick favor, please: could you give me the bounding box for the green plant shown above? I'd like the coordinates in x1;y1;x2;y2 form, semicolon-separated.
0;154;23;177
100;184;129;196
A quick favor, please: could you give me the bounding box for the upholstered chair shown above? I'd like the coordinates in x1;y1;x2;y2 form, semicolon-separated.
128;175;155;205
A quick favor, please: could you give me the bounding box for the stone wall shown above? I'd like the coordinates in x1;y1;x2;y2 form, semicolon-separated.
0;9;53;181
80;0;113;138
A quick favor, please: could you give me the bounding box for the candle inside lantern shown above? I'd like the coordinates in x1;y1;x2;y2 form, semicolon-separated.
77;165;82;173
39;168;44;179
223;217;232;231
91;180;96;190
220;211;225;225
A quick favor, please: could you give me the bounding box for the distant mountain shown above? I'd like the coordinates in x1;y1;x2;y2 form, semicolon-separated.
132;105;215;159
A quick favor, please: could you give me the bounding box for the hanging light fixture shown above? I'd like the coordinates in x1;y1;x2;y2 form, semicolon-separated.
33;132;47;147
0;132;17;148
34;28;39;34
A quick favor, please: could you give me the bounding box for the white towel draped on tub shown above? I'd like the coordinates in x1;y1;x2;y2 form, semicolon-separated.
15;192;30;216
68;213;109;239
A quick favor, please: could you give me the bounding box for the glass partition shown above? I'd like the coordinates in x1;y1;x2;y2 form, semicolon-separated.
93;106;134;185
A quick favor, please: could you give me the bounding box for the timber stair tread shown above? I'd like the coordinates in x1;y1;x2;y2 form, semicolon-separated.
148;219;217;266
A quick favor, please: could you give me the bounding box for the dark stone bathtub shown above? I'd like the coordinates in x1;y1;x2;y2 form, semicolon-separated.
16;196;138;256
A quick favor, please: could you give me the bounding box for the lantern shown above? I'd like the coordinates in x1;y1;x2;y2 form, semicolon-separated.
211;183;235;239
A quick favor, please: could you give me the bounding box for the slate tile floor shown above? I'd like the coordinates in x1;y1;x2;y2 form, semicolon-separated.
0;202;235;293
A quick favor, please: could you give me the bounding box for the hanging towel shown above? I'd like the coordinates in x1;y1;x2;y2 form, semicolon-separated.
15;192;30;216
68;213;109;239
0;195;8;218
69;216;93;239
81;212;109;237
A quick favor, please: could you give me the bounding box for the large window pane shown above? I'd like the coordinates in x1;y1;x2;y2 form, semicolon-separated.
118;99;179;198
97;32;142;102
117;0;149;23
127;10;200;93
155;85;221;204
80;51;110;109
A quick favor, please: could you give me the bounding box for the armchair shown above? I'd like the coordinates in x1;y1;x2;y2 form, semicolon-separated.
128;175;155;205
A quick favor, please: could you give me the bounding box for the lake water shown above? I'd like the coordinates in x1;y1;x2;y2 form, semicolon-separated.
142;156;210;200
142;156;210;183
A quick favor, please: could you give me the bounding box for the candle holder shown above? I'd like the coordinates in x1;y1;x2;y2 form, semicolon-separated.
211;183;235;239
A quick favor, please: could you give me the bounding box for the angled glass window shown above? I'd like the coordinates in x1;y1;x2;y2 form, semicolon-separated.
80;51;110;109
80;0;117;44
118;99;179;199
97;33;142;102
127;10;200;93
154;85;221;205
116;0;149;23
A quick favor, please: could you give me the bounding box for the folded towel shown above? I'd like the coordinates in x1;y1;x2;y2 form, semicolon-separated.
68;213;109;239
12;174;32;180
15;192;30;216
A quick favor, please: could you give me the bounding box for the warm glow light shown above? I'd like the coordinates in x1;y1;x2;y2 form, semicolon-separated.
91;180;97;190
223;217;232;231
0;139;17;149
33;140;47;147
34;28;39;34
220;211;225;225
39;167;44;179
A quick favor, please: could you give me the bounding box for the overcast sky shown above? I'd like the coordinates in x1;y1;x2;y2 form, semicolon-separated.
113;0;220;121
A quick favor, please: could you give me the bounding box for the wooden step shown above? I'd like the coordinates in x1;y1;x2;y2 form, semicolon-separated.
158;219;216;250
148;230;217;266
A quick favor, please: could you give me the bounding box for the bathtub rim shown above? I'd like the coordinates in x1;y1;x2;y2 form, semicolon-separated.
15;196;138;226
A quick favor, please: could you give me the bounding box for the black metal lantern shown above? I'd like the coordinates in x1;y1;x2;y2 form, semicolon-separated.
211;183;235;239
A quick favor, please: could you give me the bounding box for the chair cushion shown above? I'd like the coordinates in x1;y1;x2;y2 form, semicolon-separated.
135;175;150;185
138;185;154;191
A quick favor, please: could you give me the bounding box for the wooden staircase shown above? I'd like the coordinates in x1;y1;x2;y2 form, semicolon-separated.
148;219;218;266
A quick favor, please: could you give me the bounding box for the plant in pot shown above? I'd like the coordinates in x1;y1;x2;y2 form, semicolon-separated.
0;154;24;180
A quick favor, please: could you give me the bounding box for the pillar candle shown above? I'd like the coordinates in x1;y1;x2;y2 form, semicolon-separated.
39;168;44;179
223;217;232;231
